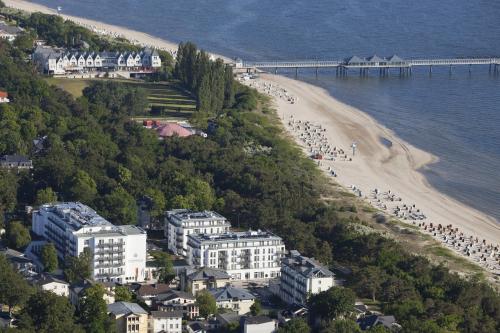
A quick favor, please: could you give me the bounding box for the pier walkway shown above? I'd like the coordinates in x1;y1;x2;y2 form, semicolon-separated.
238;55;500;75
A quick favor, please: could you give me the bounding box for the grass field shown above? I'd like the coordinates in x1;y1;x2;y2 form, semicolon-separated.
44;78;197;120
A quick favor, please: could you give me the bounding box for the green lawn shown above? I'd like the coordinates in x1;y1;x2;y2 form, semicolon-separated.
44;78;197;120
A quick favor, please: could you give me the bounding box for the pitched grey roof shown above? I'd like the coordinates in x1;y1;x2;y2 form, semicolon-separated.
37;274;69;286
387;55;404;62
187;267;231;281
357;315;397;330
366;55;385;62
107;302;148;316
1;154;30;163
282;251;334;278
0;23;23;34
151;310;183;318
345;56;364;64
156;289;195;302
209;286;254;302
243;315;274;325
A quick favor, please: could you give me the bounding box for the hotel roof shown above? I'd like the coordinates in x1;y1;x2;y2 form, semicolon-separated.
167;209;228;223
188;230;282;243
282;250;334;278
39;202;112;230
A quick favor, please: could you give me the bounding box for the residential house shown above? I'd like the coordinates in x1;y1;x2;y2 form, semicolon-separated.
215;312;241;329
0;312;15;329
164;210;230;256
69;279;115;306
37;274;70;297
186;322;206;333
0;22;23;42
0;155;33;169
32;202;147;283
209;286;255;315
181;267;231;296
0;91;9;103
241;316;277;333
357;315;401;331
0;247;38;277
136;283;170;306
155;290;199;319
149;310;183;333
280;250;335;305
187;230;285;281
108;302;149;333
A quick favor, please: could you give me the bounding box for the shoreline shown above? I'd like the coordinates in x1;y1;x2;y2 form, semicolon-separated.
6;0;499;269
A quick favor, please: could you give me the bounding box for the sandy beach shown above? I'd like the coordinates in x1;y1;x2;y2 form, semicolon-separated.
5;0;499;270
3;0;229;61
242;73;500;272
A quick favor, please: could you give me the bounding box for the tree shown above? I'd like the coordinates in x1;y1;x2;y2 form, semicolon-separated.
0;254;33;314
308;287;356;322
0;1;5;9
64;248;92;283
320;319;361;333
41;243;58;272
352;266;384;302
78;284;114;333
18;291;84;333
144;188;166;220
35;187;58;206
250;299;262;316
196;290;217;317
7;221;31;250
69;170;97;204
278;318;311;333
114;285;133;302
0;169;18;212
102;186;137;225
151;251;175;283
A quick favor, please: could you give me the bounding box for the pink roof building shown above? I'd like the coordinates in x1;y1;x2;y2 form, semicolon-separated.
156;123;193;138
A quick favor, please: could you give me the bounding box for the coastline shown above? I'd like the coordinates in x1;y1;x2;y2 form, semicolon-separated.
6;1;499;265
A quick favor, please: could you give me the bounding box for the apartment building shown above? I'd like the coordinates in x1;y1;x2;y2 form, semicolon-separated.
280;250;335;305
165;210;231;256
186;230;285;281
32;202;147;283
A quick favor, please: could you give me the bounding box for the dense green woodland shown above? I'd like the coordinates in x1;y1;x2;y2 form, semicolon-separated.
0;11;499;333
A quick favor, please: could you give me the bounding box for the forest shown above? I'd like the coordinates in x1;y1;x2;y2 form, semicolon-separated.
0;10;499;333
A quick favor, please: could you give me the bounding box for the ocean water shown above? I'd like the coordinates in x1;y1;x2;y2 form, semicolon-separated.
32;0;500;221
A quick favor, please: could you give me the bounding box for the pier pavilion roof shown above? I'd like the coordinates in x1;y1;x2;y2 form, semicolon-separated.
366;55;385;63
345;56;364;64
387;55;405;63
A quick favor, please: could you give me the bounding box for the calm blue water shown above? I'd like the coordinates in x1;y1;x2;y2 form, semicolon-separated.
33;0;500;221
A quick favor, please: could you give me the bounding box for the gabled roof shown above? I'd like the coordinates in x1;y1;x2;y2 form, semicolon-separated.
0;154;31;163
187;267;231;281
243;315;274;325
366;55;384;62
282;251;334;278
107;302;148;316
387;55;404;62
37;274;69;286
357;315;397;330
137;283;170;297
151;310;183;319
156;289;195;302
345;56;364;64
209;286;254;302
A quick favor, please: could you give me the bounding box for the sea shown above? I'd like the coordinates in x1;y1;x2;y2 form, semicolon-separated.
32;0;500;222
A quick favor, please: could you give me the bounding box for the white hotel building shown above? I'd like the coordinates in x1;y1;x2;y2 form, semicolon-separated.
186;231;285;281
165;210;231;256
32;202;147;283
280;250;335;305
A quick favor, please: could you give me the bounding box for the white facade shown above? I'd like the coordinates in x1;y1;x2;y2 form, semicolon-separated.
32;202;147;283
39;279;69;297
150;311;182;333
33;46;161;75
187;231;285;281
280;250;335;305
243;317;277;333
165;210;231;256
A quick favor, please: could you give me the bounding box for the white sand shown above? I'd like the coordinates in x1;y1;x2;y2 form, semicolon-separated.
3;0;229;61
247;73;500;247
6;0;499;266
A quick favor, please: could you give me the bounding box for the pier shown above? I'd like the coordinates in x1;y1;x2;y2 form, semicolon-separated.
237;55;500;76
